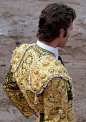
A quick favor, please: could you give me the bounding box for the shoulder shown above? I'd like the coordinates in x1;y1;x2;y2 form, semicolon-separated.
29;55;70;94
11;43;34;72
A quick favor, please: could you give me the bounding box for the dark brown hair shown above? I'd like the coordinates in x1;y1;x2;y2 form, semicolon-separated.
37;3;76;42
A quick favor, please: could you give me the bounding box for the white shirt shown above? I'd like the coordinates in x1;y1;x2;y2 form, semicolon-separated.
36;40;59;59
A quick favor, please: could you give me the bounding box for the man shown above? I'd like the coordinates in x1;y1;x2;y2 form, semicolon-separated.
3;3;76;122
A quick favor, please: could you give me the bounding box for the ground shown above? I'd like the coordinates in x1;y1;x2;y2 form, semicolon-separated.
0;0;86;122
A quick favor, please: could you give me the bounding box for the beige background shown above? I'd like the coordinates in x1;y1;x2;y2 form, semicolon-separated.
0;0;86;122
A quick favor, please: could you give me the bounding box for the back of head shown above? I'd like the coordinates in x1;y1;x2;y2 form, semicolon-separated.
37;3;76;42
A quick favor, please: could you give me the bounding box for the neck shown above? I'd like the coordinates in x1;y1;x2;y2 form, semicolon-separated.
39;38;59;48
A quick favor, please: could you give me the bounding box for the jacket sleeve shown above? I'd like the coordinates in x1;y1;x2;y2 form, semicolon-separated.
3;64;34;118
43;77;68;122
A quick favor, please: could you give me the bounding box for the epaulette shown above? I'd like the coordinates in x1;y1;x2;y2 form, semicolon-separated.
11;43;34;72
29;55;71;94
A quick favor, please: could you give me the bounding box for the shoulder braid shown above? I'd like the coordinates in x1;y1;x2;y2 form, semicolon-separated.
11;43;34;73
29;55;72;94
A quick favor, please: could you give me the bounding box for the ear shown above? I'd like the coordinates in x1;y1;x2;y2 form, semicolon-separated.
59;28;65;37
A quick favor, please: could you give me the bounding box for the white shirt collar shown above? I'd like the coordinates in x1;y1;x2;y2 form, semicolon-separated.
36;40;59;59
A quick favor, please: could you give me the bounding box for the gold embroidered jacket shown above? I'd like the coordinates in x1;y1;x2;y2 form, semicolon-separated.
3;43;76;122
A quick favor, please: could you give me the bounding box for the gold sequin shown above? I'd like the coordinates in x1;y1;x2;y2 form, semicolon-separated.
48;67;54;73
40;73;47;79
42;61;49;66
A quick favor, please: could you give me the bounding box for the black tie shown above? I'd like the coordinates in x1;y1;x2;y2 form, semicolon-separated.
58;56;64;65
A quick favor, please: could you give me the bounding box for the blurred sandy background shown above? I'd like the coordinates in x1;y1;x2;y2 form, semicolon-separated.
0;0;86;122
